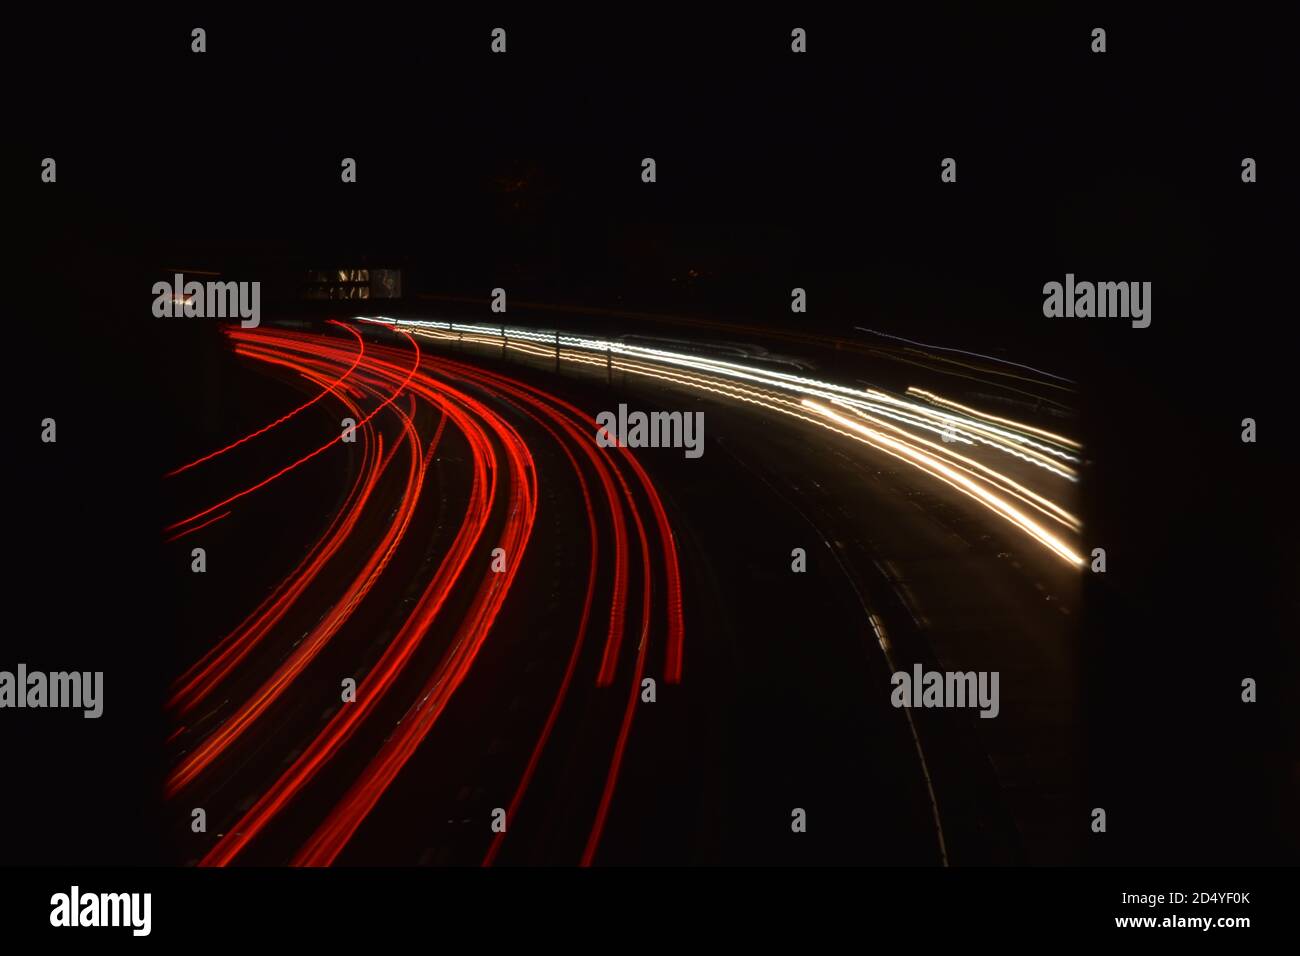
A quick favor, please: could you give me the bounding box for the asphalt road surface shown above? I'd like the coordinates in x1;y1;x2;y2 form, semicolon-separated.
161;317;1083;866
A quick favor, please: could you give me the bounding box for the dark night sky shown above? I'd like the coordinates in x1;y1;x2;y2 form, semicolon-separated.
19;14;1291;386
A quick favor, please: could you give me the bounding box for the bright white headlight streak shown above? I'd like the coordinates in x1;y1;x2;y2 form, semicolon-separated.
391;318;1079;472
803;399;1084;567
906;387;1083;451
365;316;1085;567
832;399;1081;532
831;395;1079;479
862;390;1080;467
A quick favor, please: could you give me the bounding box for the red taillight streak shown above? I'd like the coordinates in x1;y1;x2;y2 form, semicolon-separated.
291;401;537;866
165;329;420;533
164;510;232;544
413;355;630;687
474;380;621;865
430;353;683;683
167;384;441;796
168;354;378;714
580;443;654;866
182;324;685;867
166;321;365;477
416;350;685;862
200;363;499;866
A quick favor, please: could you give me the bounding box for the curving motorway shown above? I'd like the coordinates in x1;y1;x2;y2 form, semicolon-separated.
163;317;1083;866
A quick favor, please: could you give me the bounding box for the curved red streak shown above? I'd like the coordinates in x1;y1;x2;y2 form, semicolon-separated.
166;321;364;478
481;393;600;866
524;383;684;684
200;365;499;867
414;350;686;861
412;352;665;863
580;442;654;866
341;345;635;865
292;383;538;866
164;510;231;544
186;324;683;867
168;353;378;714
616;447;685;684
167;380;441;796
412;355;630;686
165;328;419;533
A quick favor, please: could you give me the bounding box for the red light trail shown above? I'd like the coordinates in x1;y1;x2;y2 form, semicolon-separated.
163;322;685;867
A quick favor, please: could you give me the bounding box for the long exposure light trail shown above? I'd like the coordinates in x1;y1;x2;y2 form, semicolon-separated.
391;352;683;863
166;320;366;477
905;386;1083;450
167;363;442;795
196;334;509;866
168;352;381;715
803;400;1085;567
166;322;686;868
164;329;421;534
167;311;1074;871
386;316;1084;566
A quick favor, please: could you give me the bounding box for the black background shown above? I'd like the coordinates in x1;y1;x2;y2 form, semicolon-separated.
6;5;1296;925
